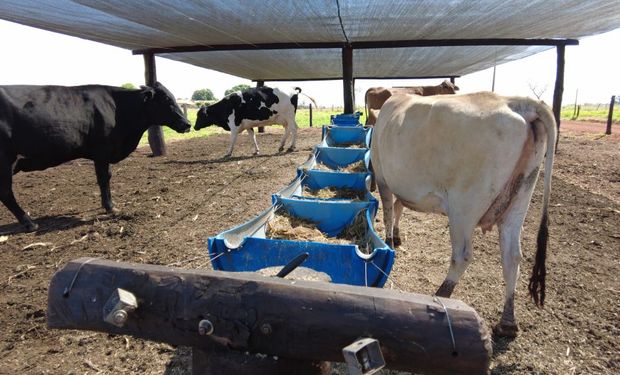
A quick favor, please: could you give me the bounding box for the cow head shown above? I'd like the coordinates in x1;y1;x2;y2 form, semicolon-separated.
142;82;191;133
195;103;231;131
441;80;460;93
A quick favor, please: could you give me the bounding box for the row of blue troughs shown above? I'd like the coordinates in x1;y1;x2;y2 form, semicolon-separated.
207;112;396;287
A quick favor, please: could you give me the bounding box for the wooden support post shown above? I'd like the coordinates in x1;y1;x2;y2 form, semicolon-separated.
48;258;491;375
309;103;313;127
450;77;456;85
257;80;266;133
342;46;354;114
606;95;615;135
553;45;565;150
144;53;166;156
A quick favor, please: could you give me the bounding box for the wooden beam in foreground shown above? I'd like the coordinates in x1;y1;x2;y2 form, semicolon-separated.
48;258;491;375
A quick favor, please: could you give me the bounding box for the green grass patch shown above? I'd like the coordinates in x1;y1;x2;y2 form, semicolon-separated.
139;106;368;145
561;104;618;122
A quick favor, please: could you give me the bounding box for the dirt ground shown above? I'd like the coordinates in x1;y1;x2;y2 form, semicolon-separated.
0;122;618;374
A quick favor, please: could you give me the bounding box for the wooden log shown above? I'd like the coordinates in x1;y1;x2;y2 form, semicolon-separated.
553;44;565;150
342;46;354;114
48;258;491;375
606;95;615;135
143;52;167;156
257;80;265;133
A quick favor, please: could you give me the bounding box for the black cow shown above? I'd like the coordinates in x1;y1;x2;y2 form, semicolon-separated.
194;86;310;157
0;82;191;231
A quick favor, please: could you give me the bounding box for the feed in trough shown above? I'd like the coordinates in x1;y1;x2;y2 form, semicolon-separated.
303;186;365;200
266;210;369;251
313;160;366;173
255;266;332;282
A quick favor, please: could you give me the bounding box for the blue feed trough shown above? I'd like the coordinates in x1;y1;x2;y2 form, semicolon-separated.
330;111;362;126
321;125;372;148
208;197;394;287
299;146;370;172
273;169;376;208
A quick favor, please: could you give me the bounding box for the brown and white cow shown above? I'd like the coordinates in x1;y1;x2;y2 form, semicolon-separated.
364;80;459;125
371;92;556;337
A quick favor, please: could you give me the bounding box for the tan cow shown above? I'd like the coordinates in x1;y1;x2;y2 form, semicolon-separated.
364;80;459;125
371;92;556;337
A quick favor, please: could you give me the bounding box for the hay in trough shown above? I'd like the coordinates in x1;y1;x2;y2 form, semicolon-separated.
340;160;367;173
335;142;365;148
255;266;332;282
337;211;371;253
266;209;370;253
313;160;366;173
266;211;346;243
303;186;365;200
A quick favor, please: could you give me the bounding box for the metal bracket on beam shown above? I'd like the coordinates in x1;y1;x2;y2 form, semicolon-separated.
103;288;138;328
342;338;386;375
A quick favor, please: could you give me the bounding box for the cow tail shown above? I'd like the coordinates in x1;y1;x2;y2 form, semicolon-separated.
293;87;317;111
528;102;557;307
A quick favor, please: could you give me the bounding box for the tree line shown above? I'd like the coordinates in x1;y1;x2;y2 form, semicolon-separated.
191;84;251;101
120;83;251;102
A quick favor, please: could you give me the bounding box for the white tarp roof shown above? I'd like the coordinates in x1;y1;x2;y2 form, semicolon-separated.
1;0;619;80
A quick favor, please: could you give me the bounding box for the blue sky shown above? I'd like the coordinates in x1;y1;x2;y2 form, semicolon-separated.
1;19;618;106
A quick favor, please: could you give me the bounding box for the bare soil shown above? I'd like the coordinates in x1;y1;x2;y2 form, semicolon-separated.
0;123;618;374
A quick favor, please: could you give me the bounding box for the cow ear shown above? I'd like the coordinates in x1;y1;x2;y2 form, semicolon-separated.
141;86;156;102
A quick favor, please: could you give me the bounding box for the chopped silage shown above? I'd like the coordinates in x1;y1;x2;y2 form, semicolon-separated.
303;186;365;200
313;160;367;173
254;266;332;282
266;209;370;252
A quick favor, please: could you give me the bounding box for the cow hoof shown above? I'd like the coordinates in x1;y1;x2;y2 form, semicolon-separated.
385;237;394;248
253;151;260;156
106;207;120;215
286;147;295;153
393;236;402;247
278;147;284;153
223;154;232;159
23;221;39;232
493;322;519;338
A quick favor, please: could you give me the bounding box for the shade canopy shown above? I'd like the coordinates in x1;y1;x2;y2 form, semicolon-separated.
1;0;619;80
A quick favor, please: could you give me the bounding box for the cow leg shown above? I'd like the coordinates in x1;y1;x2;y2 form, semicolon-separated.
495;186;536;337
494;223;523;337
376;178;395;248
436;218;474;298
247;128;260;155
225;130;239;158
287;121;298;152
393;199;404;247
0;156;37;231
278;124;290;153
94;161;116;214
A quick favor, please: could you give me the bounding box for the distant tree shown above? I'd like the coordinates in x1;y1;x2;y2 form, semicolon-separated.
192;88;216;101
121;83;136;89
528;82;548;100
225;84;251;96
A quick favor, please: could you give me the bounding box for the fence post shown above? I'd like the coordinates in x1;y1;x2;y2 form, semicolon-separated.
309;103;313;127
606;95;615;135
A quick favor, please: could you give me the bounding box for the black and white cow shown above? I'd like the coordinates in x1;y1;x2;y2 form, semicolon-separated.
0;82;191;231
195;86;309;157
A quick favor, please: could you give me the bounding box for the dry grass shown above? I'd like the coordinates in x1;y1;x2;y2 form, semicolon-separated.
303;187;365;200
266;210;369;251
254;266;332;282
313;160;366;173
334;142;365;148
